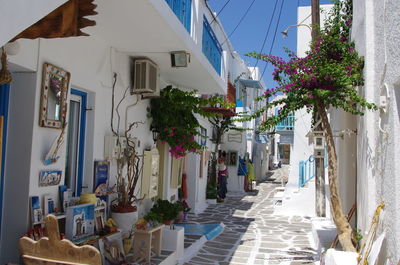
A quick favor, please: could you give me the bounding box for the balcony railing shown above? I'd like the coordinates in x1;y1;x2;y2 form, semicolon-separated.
200;81;236;117
165;0;192;33
299;155;315;188
202;16;222;75
275;115;295;131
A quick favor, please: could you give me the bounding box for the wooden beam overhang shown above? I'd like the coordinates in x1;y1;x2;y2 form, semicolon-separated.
11;0;97;41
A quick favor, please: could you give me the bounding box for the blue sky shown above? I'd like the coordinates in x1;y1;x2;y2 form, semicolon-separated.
207;0;333;89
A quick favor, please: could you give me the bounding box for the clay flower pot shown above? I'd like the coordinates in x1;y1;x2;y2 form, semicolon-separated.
162;219;174;225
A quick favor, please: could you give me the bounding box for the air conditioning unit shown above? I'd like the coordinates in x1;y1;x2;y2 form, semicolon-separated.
130;58;160;95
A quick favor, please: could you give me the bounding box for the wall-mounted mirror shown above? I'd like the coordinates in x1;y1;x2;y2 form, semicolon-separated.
39;63;70;128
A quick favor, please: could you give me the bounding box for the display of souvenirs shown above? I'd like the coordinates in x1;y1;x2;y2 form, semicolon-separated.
30;196;43;224
44;194;56;216
94;161;113;201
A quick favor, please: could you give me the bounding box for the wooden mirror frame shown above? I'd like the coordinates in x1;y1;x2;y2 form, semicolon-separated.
39;63;70;129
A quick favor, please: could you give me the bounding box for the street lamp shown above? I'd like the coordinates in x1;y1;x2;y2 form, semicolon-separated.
281;24;312;38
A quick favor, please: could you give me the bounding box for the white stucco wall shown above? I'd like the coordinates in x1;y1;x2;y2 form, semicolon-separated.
221;130;247;193
352;0;400;263
328;110;357;226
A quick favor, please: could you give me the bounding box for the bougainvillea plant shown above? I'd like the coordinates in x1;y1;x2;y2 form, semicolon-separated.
243;0;376;252
148;86;220;158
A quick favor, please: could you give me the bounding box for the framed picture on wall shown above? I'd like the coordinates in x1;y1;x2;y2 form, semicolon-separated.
227;151;238;166
39;63;70;129
39;170;62;187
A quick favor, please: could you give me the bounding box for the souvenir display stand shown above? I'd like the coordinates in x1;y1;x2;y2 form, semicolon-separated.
19;215;101;265
131;224;164;263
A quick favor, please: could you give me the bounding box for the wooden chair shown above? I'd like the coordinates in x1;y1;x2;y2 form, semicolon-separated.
19;215;101;265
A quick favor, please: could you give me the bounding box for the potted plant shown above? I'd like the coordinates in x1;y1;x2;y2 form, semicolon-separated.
175;200;191;223
108;75;144;237
144;211;163;227
110;122;144;237
150;199;183;225
206;184;218;204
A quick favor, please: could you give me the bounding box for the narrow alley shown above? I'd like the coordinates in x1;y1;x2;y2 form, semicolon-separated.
184;167;318;265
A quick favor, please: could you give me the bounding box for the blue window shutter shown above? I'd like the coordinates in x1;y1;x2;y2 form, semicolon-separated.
165;0;191;33
202;16;222;75
173;0;181;18
165;0;173;7
183;0;192;32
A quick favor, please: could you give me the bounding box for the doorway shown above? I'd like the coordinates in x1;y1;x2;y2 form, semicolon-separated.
0;83;10;237
65;89;87;196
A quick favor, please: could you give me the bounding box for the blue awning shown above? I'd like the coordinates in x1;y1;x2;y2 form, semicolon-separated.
239;79;263;89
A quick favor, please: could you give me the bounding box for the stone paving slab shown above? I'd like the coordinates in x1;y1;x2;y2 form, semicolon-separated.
183;167;319;265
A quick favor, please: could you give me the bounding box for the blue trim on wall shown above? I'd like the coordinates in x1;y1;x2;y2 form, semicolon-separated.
71;89;87;197
0;83;10;239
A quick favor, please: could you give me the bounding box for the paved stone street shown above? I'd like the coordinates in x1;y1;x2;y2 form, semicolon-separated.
184;167;318;265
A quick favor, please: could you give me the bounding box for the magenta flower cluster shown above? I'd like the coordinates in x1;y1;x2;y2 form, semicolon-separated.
162;127;200;159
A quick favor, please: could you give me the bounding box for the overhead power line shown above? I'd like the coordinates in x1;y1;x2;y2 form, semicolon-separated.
260;0;285;80
253;0;279;69
221;0;258;46
210;0;233;24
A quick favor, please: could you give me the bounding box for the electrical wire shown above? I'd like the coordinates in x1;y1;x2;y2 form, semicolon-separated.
221;0;258;46
210;0;233;24
260;0;285;80
253;0;279;70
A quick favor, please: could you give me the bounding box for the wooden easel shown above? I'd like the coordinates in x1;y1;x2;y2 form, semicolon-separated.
132;224;164;263
19;215;101;265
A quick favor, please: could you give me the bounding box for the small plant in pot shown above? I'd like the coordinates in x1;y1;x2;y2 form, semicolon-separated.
110;122;144;237
206;184;217;199
150;199;183;225
175;200;191;223
144;211;163;227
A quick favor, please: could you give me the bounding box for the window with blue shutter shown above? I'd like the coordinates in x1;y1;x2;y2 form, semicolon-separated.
202;16;222;75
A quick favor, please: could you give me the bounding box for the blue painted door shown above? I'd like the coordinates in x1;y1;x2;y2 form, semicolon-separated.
0;84;10;238
65;89;87;196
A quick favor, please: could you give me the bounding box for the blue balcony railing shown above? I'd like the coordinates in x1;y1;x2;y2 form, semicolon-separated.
202;16;222;75
165;0;192;33
275;115;295;131
299;155;315;188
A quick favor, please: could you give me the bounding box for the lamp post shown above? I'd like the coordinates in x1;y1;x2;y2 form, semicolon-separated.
281;24;312;38
310;0;326;218
311;0;320;41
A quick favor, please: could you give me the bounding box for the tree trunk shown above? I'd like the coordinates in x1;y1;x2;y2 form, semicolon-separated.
209;141;219;185
317;103;356;252
209;129;221;186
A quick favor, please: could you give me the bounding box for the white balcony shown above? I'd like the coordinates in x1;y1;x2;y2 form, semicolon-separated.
85;0;227;94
